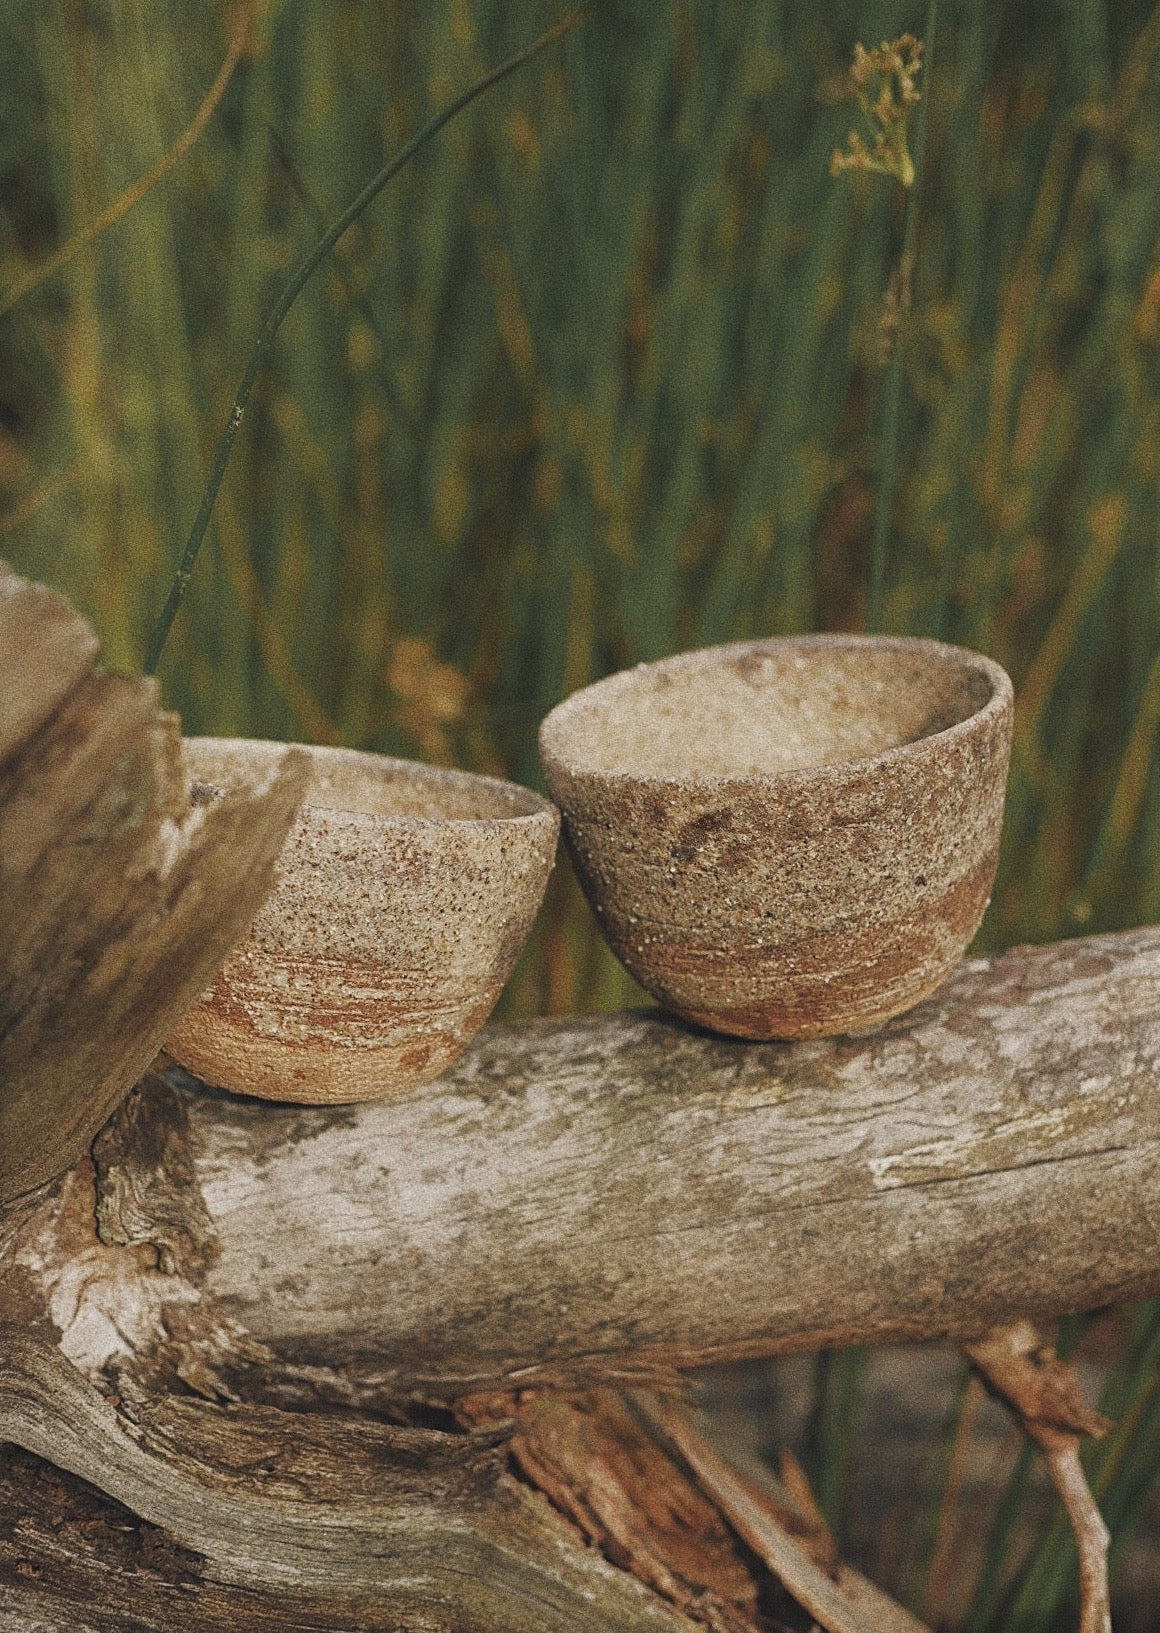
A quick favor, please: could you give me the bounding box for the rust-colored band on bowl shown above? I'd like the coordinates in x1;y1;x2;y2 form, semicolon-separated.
167;740;559;1103
539;635;1013;1040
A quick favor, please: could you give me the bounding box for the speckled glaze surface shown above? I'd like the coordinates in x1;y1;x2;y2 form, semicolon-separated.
166;740;559;1102
539;636;1013;1039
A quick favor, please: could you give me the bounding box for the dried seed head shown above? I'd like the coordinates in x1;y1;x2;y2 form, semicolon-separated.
830;35;924;188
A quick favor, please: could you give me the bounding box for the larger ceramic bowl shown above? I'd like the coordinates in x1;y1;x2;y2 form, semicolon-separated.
539;635;1013;1039
166;740;558;1102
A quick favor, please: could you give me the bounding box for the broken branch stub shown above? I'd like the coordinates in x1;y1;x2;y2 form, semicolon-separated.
966;1324;1112;1633
0;563;306;1201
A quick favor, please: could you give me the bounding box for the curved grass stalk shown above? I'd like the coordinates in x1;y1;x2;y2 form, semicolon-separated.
144;5;592;677
867;0;938;634
0;1;255;320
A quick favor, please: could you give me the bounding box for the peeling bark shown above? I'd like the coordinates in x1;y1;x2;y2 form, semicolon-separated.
636;1393;932;1633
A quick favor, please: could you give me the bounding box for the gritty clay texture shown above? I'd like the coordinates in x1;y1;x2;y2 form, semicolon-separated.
166;740;559;1102
539;635;1013;1039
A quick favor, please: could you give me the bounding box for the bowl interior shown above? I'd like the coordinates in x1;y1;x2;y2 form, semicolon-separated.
543;640;1000;779
185;738;546;821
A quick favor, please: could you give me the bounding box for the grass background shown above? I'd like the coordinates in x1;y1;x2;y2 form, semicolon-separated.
3;0;1160;1625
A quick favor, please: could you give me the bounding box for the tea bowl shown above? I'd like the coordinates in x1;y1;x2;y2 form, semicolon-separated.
539;635;1013;1039
166;739;559;1102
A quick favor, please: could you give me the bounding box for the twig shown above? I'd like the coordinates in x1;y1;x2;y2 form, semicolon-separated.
964;1321;1112;1633
1046;1444;1113;1633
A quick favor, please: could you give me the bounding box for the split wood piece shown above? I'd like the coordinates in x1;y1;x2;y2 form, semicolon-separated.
634;1393;931;1633
6;925;1157;1402
495;1388;768;1632
0;1328;699;1633
492;1384;930;1633
0;562;306;1201
965;1323;1112;1633
0;1338;945;1633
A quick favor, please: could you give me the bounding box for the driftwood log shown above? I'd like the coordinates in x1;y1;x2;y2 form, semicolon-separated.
2;563;1154;1629
6;930;1160;1402
2;927;1160;1628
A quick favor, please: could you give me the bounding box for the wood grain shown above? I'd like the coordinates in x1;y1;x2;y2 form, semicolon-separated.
0;1330;694;1633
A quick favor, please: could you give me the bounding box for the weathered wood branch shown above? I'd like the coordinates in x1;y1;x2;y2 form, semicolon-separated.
114;925;1160;1386
4;905;1154;1631
0;563;305;1201
0;1330;696;1633
4;924;1159;1409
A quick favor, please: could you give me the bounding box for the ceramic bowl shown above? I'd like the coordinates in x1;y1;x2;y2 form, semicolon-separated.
539;635;1013;1039
166;740;558;1102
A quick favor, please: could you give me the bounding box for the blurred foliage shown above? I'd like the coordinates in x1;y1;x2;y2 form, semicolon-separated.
3;0;1160;1626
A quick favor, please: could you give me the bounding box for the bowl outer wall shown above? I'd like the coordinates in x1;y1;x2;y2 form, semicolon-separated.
538;638;1013;1039
166;742;559;1102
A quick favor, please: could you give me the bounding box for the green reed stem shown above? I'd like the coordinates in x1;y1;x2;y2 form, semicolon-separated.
144;4;591;675
867;0;938;635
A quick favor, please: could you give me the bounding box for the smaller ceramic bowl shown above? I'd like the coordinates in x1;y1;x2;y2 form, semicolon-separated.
539;635;1013;1039
166;740;558;1103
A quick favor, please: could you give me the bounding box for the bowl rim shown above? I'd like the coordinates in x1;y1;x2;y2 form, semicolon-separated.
184;736;558;829
537;633;1013;790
